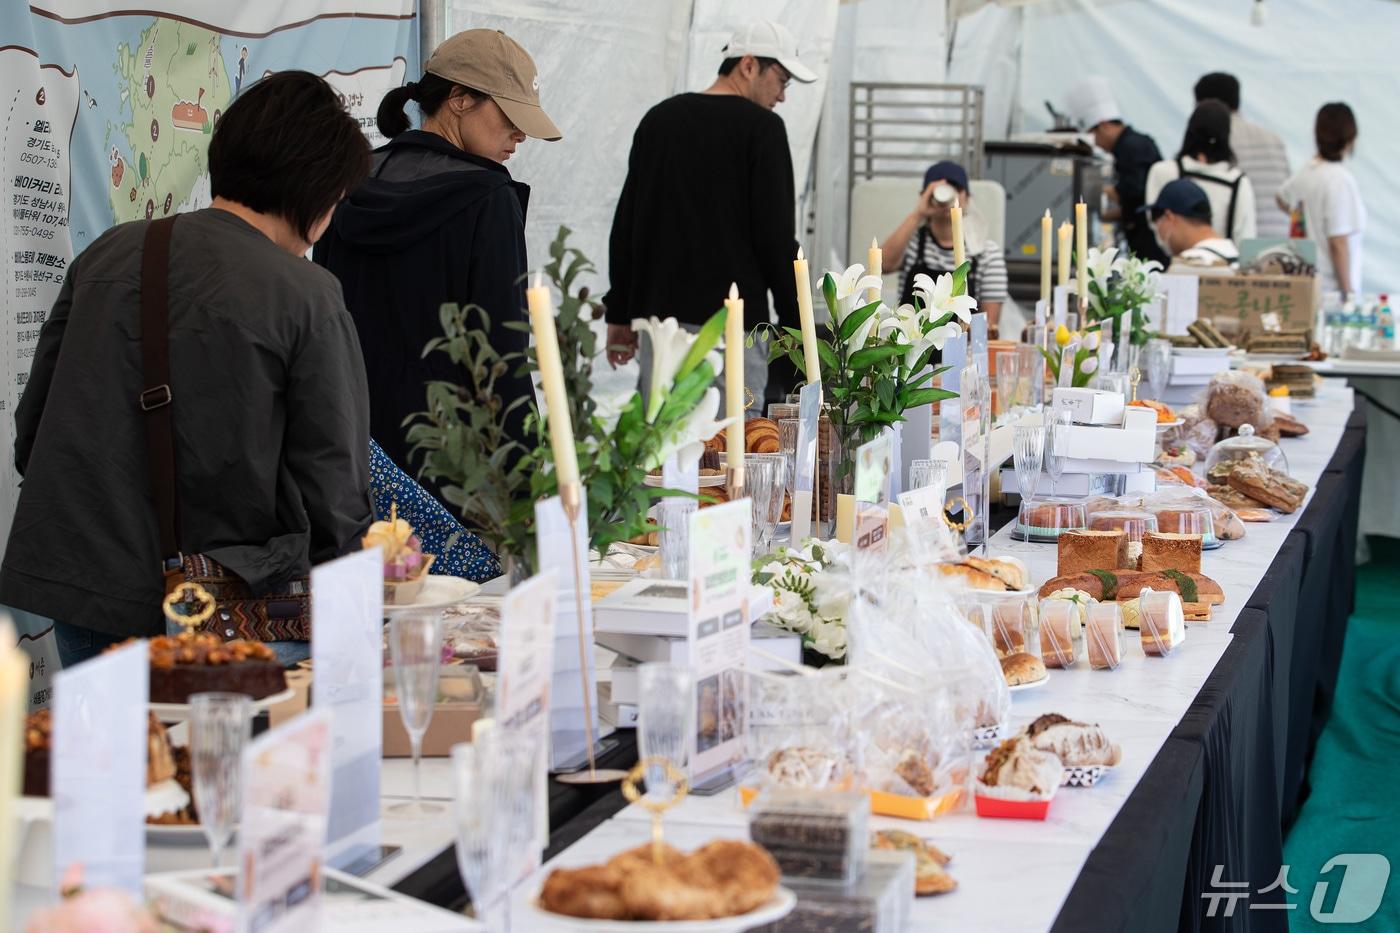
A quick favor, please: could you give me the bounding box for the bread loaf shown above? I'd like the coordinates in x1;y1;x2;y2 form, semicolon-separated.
1057;530;1127;576
1227;460;1307;513
1037;570;1223;605
965;556;1028;591
1139;532;1202;574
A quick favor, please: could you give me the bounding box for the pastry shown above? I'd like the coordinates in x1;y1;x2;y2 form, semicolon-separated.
895;749;937;797
136;632;286;704
1139;591;1187;656
1038;571;1223;606
1234;507;1276;522
1206;372;1269;429
363;508;432;583
744;417;780;453
1056;529;1127;576
1018;502;1076;535
1000;651;1046;686
979;736;1061;797
1187;319;1230;349
1270;412;1309;437
964;556;1027;591
766;746;846;790
1227;460;1307;514
1024;713;1122;767
1127;399;1175;423
934;562;1008;592
1139;532;1203;574
148;744;198;825
1207;483;1268;512
1247;330;1310;355
872;830;956;896
1119;597;1142;630
1157;443;1197;467
1085;604;1124;670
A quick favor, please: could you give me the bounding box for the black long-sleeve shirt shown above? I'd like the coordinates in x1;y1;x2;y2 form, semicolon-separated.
1112;125;1169;264
3;209;372;637
605;94;800;331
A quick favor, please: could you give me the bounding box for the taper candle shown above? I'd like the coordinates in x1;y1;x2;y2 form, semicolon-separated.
867;237;882;302
1058;222;1073;287
950;204;966;268
794;248;820;383
527;272;580;487
1075;200;1089;306
724;283;744;470
1040;210;1052;305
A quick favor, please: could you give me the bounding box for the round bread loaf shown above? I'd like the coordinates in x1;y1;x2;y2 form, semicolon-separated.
1000;651;1046;686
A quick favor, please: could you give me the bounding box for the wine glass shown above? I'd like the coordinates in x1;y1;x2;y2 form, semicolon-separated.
1012;424;1046;502
659;498;697;580
638;663;695;793
389;611;445;816
778;418;800;500
189;692;252;868
1015;343;1041;408
1144;338;1172;400
908;458;948;494
995;352;1019;418
1044;409;1073;492
452;731;540;932
743;454;782;555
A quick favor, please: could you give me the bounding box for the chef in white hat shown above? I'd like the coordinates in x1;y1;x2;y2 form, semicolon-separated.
1066;77;1168;264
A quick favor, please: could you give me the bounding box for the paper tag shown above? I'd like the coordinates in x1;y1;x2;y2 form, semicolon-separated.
1035;298;1048;328
790;381;822;543
961;365;991;547
899;403;933;496
52;641;147;894
897;483;958;560
310;549;382;869
497;570;558;873
686;500;751;784
10;607;57;711
534;493;599;771
853;431;894;552
237;708;333;933
940;332;968;445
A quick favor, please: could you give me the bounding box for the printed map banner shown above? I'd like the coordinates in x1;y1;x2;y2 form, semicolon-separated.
0;1;416;560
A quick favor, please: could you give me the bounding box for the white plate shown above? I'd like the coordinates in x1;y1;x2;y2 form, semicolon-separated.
1008;674;1050;693
1174;346;1236;355
150;686;296;721
383;575;482;614
1154;418;1185;430
644;473;727;488
527;887;796;932
147;822;210;844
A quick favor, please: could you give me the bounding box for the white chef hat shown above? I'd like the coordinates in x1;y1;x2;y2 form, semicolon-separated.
1066;76;1121;130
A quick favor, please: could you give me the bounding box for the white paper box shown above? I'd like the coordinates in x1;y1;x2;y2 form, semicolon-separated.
1052;387;1125;425
1171;348;1231;377
999;469;1117;497
1122;407;1158;431
1058;456;1149;475
1054;423;1156;463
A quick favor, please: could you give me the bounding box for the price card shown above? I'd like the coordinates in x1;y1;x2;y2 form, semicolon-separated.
853;431;894;552
534;492;599;771
52;641;146;895
1053;284;1072;327
237;708;333;933
790;381;822;543
939;331;968;446
897;483;959;562
686;499;751;789
310;549;382;870
496;570;558;873
961;364;991;548
970;312;989;392
1035;298;1048;329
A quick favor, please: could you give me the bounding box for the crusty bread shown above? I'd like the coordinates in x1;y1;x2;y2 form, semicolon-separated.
965;556;1027;591
935;562;1008;592
1000;651;1046;686
1037;570;1224;605
1139;532;1202;574
1057;529;1127;576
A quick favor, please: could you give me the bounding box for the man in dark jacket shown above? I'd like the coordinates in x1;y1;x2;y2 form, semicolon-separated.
604;19;817;403
1067;77;1169;265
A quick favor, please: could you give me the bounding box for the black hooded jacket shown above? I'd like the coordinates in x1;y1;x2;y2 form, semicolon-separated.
313;131;532;488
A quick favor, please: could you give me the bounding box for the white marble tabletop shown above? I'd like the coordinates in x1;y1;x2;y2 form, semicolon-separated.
512;382;1357;933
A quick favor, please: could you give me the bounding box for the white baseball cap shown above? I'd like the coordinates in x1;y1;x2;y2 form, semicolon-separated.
721;19;818;84
1066;76;1121;130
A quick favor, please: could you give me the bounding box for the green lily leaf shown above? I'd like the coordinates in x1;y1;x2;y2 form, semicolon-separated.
848;343;906;371
674;308;727;381
902;387;958;407
837;300;883;343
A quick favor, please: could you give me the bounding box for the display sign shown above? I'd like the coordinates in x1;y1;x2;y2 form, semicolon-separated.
52;640;147;895
853;431;894;552
685;499;752;788
939;331;968;446
237;708;333;933
790;381;822;543
535;492;599;771
310;548;382;869
960;363;991;548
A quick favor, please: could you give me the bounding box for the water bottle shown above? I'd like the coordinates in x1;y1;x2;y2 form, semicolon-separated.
1322;308;1341;355
1379;294;1394;350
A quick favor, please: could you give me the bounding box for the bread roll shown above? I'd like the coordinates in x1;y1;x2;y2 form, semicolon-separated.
965;556;1027;591
1000;651;1046;686
935;563;1008;592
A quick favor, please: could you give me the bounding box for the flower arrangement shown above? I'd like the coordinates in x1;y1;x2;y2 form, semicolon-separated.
762;265;972;489
25;865;158;933
1082;246;1163;357
753;539;854;661
1041;323;1102;388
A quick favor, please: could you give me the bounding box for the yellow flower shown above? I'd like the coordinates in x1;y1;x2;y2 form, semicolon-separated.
1055;324;1072;347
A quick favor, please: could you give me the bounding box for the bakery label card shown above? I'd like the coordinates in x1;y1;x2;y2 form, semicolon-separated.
310;548;382;869
497;570;558;873
853;431;894;552
535;492;600;771
970;312;989;396
939;331;968;446
686;499;751;785
897;483;958;562
1053;284;1072;327
237;707;333;933
790;380;822;543
961;364;990;547
52;640;147;895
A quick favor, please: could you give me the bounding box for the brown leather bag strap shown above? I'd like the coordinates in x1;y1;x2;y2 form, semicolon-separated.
139;216;180;567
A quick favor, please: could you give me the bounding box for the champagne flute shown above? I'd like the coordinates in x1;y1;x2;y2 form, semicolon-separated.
638;663;695;793
389;611;445;816
1013;424;1046;502
995;351;1019;418
1044;409;1073;493
1144;338;1172;400
743;454;782;555
189;692;252;869
452;731;539;932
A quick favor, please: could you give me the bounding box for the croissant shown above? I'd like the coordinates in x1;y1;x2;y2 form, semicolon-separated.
744;417;780;453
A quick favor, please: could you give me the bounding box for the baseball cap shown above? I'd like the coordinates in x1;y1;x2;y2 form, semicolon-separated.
424;29;562;141
1144;179;1213;223
721;19;818;84
923;160;969;192
1066;76;1120;130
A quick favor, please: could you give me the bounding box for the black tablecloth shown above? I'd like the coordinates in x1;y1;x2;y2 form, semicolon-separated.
1054;399;1365;932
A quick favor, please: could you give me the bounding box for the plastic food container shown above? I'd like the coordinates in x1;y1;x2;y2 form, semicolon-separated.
1139;589;1186;657
775;849;914;932
1015;498;1088;543
1153;504;1220;549
1088;510;1159;566
1086;601;1125;671
973;785;1055;820
749;788;868;887
1038;597;1087;668
1204;423;1289;484
987;593;1038;660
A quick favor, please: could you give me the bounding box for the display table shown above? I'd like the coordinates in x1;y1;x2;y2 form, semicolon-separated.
485;382;1361;932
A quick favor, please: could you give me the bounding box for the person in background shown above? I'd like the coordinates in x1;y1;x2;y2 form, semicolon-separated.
1193;72;1290;239
605;18;816;403
1278;103;1365;303
314;29;561;489
1146;179;1238;269
2;72;373;667
1066;77;1167;265
1145;100;1256;244
879;160;1007;337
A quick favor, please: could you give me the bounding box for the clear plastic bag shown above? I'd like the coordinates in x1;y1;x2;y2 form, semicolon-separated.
1203;370;1273;433
743;668;856;798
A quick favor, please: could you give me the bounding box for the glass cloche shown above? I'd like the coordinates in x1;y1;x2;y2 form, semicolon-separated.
1204;423;1289;484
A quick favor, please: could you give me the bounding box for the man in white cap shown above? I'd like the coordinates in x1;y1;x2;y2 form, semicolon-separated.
604;19;817;403
1066;76;1167;264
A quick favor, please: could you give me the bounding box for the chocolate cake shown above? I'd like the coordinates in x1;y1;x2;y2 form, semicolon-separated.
24;709;177;797
146;632;286;703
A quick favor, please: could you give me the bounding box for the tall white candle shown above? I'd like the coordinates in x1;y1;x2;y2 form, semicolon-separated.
1075;201;1089;306
526;272;579;487
794;247;820;383
950;204;966;269
1058;222;1073;287
1040;210;1052;305
867;237;882;303
724;283;744;470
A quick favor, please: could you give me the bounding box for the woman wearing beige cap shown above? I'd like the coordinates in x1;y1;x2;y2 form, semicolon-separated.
314;29;561;495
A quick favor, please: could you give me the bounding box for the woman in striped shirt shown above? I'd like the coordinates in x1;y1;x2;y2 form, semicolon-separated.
879;160;1008;338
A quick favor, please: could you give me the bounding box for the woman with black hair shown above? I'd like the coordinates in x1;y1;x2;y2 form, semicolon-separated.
1279;103;1365;302
313;29;562;488
1145;100;1258;244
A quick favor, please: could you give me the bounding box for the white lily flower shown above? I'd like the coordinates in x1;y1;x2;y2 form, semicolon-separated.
632;316;722;423
592;388;630;435
927;321;963;351
652;386;734;472
1086;246;1120;284
923;270;978;324
828;263;883;324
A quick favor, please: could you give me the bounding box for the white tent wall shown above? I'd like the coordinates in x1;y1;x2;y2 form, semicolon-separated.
951;0;1398;295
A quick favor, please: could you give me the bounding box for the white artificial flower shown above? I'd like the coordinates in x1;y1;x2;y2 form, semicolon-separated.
592;389;630;434
829;264;884;321
631;316;723;423
927;321;963;351
1081;356;1100;375
1082;329;1101;351
1087;246;1120;285
923;270;978;324
653;386;734;471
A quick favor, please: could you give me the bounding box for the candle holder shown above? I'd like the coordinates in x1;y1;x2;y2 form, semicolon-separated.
727;464;746;500
1129;366;1142;403
620;756;689;864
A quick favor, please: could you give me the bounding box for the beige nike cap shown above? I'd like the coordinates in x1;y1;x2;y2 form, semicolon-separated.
424;29;562;141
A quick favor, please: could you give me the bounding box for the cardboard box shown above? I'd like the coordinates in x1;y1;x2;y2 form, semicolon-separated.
1052;387;1125;425
1195;273;1321;342
383;664;486;757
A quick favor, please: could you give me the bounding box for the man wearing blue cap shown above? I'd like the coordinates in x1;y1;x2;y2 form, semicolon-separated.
879;159;1008;337
1146;178;1238;268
